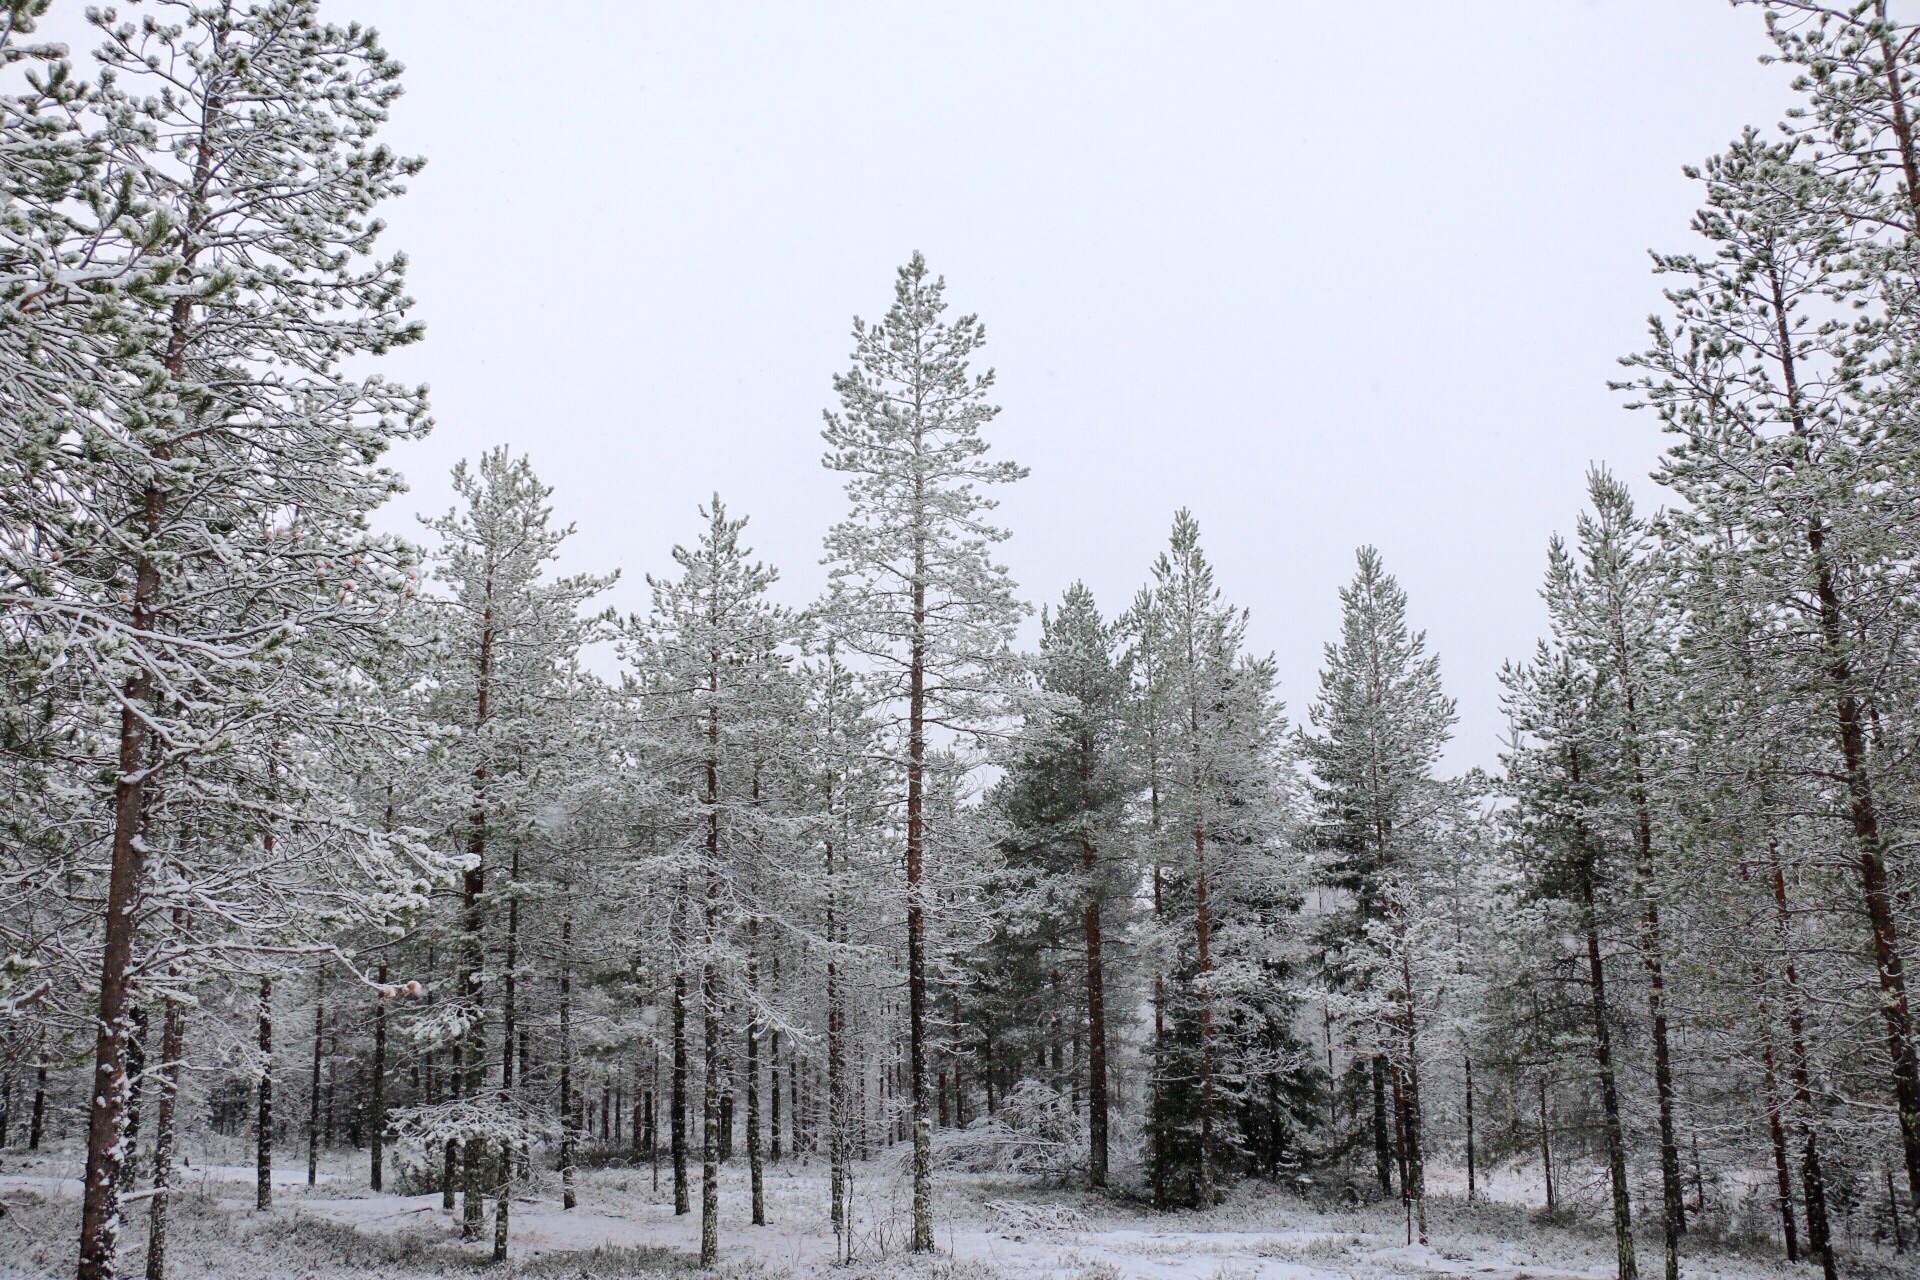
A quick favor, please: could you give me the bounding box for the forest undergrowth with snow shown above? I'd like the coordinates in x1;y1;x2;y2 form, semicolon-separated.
7;2;1920;1278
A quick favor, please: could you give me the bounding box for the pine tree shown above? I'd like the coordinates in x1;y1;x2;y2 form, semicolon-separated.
819;251;1027;1250
990;583;1131;1185
1138;511;1300;1208
630;496;792;1266
1304;546;1456;1243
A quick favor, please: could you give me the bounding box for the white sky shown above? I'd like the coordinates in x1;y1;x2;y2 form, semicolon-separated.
57;2;1804;769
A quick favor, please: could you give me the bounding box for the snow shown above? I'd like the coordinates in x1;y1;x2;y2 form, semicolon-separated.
0;1149;1819;1280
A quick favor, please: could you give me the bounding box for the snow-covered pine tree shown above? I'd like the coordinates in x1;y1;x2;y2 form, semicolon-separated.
1137;510;1301;1208
1499;645;1640;1280
1618;121;1920;1228
627;496;792;1266
412;448;613;1257
1544;472;1687;1280
1303;546;1456;1243
819;251;1027;1250
0;6;452;1273
988;583;1132;1186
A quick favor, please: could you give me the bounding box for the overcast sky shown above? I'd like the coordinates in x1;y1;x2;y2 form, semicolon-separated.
62;2;1804;769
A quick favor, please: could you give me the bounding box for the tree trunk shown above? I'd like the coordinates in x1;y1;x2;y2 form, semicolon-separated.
1194;822;1215;1207
560;911;577;1212
371;964;387;1193
145;980;188;1280
770;1027;783;1163
307;975;324;1187
29;1051;46;1150
1538;1076;1556;1214
701;695;723;1268
120;1007;147;1194
905;582;934;1252
672;884;690;1216
747;923;765;1226
1371;1056;1392;1195
1082;834;1109;1187
1463;1055;1477;1203
77;681;156;1280
1618;685;1684;1280
827;837;847;1237
256;978;274;1212
495;846;520;1261
1578;852;1636;1280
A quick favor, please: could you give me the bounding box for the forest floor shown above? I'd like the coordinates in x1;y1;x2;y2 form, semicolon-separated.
0;1144;1900;1280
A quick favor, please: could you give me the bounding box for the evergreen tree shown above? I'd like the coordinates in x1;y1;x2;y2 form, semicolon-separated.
1303;546;1456;1243
819;251;1027;1250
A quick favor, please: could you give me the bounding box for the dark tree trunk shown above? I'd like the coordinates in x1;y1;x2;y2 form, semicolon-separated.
560;912;577;1212
145;978;188;1280
256;978;274;1212
1463;1056;1477;1203
371;964;388;1193
119;1007;147;1194
672;885;690;1216
826;822;848;1236
1538;1076;1556;1214
1577;844;1636;1280
307;974;324;1188
29;1052;46;1150
770;1028;783;1163
1082;834;1109;1187
747;922;765;1226
905;582;934;1252
1371;1056;1392;1195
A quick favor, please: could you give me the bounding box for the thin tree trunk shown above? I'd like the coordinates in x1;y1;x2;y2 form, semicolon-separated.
1194;822;1214;1208
560;911;577;1212
1760;1038;1798;1261
371;963;388;1193
747;922;765;1227
1082;832;1109;1187
770;1026;783;1163
1371;1056;1392;1195
1463;1055;1477;1204
493;844;520;1260
1538;1075;1556;1214
672;882;690;1216
256;978;274;1212
29;1051;46;1150
1618;683;1684;1280
827;838;847;1237
307;973;324;1187
145;971;188;1280
905;578;934;1252
1577;845;1636;1280
701;687;723;1268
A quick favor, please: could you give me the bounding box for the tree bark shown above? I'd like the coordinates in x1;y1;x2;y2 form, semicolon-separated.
905;574;934;1251
256;978;274;1213
371;964;387;1193
307;973;324;1188
1576;833;1636;1280
560;912;577;1212
1082;833;1109;1187
747;922;765;1227
1463;1055;1477;1203
145;975;187;1280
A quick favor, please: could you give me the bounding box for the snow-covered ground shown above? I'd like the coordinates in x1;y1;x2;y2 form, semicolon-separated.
0;1147;1859;1279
